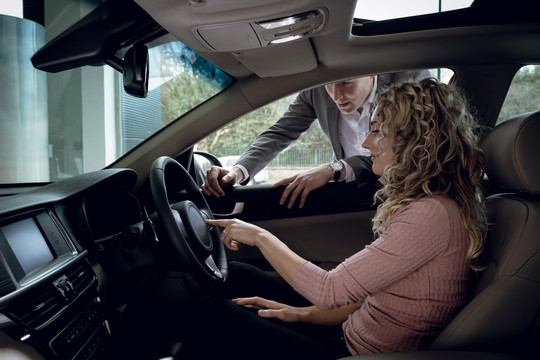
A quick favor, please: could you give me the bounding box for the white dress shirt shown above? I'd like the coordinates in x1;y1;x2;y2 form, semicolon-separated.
339;77;377;181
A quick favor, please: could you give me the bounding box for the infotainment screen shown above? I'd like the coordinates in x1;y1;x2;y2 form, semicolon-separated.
2;217;55;274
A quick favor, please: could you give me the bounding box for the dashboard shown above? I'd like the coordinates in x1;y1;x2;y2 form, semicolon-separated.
0;168;148;359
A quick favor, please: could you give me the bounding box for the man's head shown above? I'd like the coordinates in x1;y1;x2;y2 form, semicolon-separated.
324;76;375;114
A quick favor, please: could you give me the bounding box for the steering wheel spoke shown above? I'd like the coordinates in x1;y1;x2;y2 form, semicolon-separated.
204;254;223;279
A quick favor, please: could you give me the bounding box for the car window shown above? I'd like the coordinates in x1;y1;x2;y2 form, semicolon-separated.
354;0;473;21
195;68;452;186
496;65;540;125
196;92;307;185
0;7;232;185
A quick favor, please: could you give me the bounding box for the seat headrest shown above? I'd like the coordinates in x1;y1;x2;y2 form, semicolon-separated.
483;111;540;194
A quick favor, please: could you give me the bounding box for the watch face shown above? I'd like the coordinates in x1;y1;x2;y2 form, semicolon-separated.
331;161;343;172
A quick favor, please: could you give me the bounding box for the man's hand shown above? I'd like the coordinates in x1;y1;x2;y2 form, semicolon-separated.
272;162;341;209
201;166;244;197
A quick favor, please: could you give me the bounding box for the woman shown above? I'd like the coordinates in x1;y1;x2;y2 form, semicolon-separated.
197;78;486;359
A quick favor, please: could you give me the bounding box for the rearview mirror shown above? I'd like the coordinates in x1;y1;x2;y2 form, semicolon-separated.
123;45;149;98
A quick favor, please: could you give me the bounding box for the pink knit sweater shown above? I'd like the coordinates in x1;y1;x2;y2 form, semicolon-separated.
292;196;470;355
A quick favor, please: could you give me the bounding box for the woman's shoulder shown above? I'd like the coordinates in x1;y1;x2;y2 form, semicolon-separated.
397;196;459;223
418;195;457;208
383;196;462;254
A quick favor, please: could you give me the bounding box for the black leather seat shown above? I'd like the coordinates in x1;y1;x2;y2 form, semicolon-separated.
341;111;540;360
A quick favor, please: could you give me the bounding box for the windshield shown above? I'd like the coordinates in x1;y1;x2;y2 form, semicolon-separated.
0;1;232;185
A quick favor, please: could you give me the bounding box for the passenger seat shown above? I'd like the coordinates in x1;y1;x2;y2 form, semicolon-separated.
341;111;540;359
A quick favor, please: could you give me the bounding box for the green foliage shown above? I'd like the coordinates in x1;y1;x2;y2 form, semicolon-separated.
497;65;540;124
197;93;333;160
197;94;292;155
161;73;216;127
159;42;232;127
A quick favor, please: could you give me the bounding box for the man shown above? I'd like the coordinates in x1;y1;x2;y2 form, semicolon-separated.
202;70;430;208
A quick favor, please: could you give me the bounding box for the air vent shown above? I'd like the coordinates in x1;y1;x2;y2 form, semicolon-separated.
66;263;95;294
6;263;96;330
11;288;63;330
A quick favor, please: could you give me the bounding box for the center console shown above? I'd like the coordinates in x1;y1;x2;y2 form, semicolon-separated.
1;259;109;360
0;209;111;360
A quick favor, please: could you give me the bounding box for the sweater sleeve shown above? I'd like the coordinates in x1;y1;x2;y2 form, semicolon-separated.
292;197;453;310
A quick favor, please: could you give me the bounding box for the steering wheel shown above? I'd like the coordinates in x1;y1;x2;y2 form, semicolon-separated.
150;156;228;286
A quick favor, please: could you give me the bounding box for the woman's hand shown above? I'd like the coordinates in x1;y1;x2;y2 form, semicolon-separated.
205;218;307;285
233;297;357;326
205;218;269;250
233;297;310;323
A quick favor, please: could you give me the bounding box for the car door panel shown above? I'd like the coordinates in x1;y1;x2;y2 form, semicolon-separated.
227;210;375;270
206;181;377;268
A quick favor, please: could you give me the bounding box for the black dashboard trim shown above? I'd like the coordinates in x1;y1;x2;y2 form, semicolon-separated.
0;168;137;217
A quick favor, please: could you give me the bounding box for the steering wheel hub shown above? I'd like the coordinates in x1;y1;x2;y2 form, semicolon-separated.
174;201;213;252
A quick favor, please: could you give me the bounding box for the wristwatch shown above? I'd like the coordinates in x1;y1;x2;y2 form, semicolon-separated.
330;160;343;181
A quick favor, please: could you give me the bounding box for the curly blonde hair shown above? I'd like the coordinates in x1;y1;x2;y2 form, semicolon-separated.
371;78;486;270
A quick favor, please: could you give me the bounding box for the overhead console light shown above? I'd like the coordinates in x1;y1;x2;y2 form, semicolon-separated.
258;15;300;30
257;10;324;45
270;34;303;45
195;9;326;51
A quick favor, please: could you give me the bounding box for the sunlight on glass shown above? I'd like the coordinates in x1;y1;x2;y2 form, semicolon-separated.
0;1;23;18
355;0;474;21
496;64;540;125
148;42;190;91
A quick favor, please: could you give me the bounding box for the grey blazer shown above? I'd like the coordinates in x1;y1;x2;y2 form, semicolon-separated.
236;70;431;185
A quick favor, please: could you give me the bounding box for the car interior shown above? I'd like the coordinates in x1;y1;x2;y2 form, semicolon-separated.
0;0;539;359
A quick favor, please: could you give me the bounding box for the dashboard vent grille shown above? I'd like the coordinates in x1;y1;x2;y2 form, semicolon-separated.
18;288;63;329
67;263;95;294
7;263;96;330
